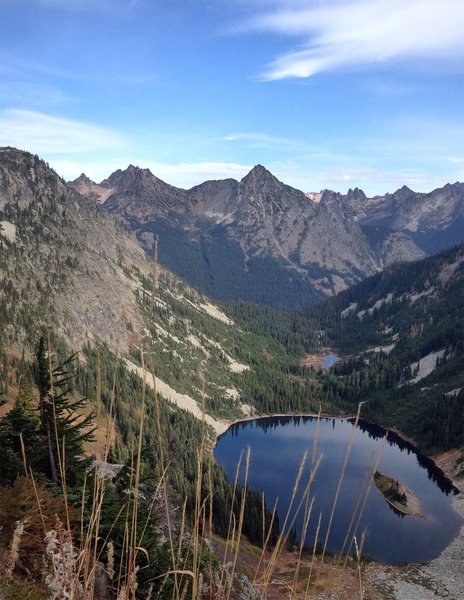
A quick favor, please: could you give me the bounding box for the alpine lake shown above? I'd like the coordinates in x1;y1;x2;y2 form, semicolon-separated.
214;416;462;565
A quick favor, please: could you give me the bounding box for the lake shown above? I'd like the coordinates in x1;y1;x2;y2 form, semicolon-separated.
214;416;462;565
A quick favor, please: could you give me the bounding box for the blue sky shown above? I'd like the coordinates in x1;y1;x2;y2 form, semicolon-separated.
1;0;463;195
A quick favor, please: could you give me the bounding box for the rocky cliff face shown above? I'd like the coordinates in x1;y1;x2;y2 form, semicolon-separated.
323;182;464;256
0;148;155;351
71;163;464;309
101;165;191;227
0;147;267;426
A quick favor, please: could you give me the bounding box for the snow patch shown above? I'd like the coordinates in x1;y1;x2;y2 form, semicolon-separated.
227;355;249;373
199;302;233;325
365;343;396;355
240;404;255;416
341;302;358;318
204;210;235;225
445;388;462;397
187;334;210;358
123;359;228;435
358;293;394;320
154;323;182;345
438;256;464;286
368;293;394;315
409;288;434;303
224;387;240;400
409;350;446;384
0;221;16;243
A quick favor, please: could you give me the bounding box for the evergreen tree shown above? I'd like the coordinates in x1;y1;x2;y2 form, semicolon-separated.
0;386;44;485
34;336;95;486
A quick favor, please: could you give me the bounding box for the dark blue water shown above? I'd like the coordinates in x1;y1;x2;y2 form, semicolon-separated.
214;416;462;565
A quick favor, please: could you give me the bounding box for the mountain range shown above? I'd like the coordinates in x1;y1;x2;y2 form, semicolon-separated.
0;147;294;431
71;165;464;309
4;146;462;446
1;147;463;600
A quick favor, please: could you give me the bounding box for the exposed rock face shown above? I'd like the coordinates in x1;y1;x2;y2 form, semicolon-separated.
71;163;464;309
324;182;464;255
0;147;269;428
380;232;426;266
70;173;114;204
0;147;149;351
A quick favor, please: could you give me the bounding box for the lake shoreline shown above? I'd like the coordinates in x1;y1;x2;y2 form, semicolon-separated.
213;411;464;570
214;412;462;494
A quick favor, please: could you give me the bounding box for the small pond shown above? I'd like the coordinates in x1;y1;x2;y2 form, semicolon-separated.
320;353;339;368
214;416;462;565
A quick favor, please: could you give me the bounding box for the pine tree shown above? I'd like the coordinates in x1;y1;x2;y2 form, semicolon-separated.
34;336;95;487
0;386;44;484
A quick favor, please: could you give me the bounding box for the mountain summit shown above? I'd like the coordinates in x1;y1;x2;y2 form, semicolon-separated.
71;164;464;309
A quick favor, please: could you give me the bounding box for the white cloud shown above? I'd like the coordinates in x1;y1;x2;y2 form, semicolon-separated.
306;167;434;191
241;0;464;79
0;82;69;106
143;161;252;187
224;131;311;152
0;109;250;187
0;109;127;154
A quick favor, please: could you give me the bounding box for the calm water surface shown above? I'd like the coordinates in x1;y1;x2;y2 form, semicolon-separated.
214;416;462;564
321;353;339;368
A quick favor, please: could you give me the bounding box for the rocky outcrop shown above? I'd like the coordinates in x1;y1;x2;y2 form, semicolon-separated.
0;148;149;351
70;162;464;309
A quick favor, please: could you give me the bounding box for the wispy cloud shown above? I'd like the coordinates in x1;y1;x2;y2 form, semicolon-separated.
0;109;127;154
0;82;69;107
363;114;464;163
241;0;464;79
224;131;311;152
308;167;434;190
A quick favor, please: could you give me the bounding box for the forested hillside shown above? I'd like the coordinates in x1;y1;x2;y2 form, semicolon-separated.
299;243;464;452
0;148;463;599
0;149;290;599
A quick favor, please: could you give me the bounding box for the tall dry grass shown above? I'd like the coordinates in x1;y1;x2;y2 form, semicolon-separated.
2;357;382;600
1;246;383;599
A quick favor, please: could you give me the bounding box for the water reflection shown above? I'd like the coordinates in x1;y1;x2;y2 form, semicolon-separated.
215;416;462;564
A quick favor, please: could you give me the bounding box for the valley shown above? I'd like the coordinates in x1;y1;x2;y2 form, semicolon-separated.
0;148;463;599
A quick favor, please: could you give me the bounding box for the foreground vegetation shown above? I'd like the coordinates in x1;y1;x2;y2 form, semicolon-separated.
0;148;462;598
1;334;376;600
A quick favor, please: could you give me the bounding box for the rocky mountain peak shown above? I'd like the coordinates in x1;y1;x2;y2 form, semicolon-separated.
68;152;464;309
240;164;282;191
237;165;311;214
443;181;464;195
319;189;340;205
391;185;415;201
0;147;68;209
248;164;270;176
0;147;150;350
103;164;156;190
72;173;95;186
347;187;367;201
